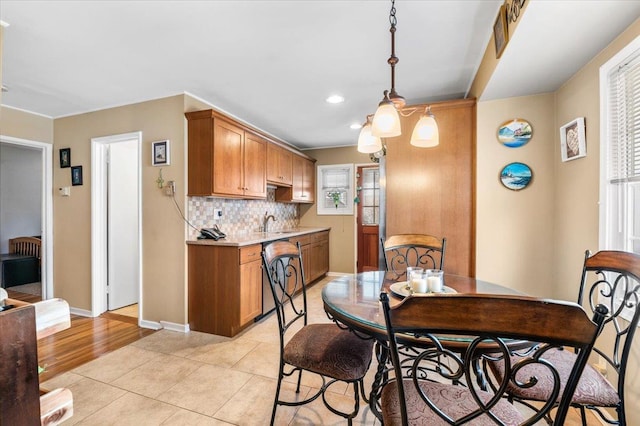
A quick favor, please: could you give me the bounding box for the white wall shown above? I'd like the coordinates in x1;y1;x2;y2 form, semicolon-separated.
0;143;42;252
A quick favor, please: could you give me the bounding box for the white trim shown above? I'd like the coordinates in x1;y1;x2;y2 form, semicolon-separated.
140;319;164;330
0;104;53;119
91;132;143;324
0;20;10;27
0;135;53;301
159;321;190;333
69;307;93;317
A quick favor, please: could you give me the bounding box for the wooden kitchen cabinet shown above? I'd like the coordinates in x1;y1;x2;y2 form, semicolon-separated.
276;154;315;203
290;230;329;283
188;243;262;337
186;110;266;198
266;143;293;186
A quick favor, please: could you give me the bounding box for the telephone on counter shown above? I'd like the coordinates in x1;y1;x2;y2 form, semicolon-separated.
199;225;227;240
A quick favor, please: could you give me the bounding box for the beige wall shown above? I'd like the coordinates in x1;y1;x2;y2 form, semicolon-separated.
0;106;54;143
299;146;372;274
53;95;187;324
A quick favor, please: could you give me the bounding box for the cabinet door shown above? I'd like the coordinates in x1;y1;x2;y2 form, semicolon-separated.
239;258;263;326
213;120;244;196
301;157;315;202
244;133;267;198
267;144;293;186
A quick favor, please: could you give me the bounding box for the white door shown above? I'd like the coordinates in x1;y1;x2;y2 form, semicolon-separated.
107;140;139;310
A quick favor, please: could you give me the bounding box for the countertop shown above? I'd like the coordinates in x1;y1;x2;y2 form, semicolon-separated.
186;227;330;247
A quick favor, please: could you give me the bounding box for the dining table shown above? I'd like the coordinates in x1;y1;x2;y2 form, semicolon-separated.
321;270;525;420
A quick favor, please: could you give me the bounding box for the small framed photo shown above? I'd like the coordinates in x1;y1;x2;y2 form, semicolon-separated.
493;5;508;59
59;148;71;168
560;117;586;162
152;140;170;166
71;166;83;186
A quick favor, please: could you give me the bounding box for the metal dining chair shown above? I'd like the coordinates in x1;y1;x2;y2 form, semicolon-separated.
489;250;640;426
379;292;607;426
381;234;446;279
262;240;374;425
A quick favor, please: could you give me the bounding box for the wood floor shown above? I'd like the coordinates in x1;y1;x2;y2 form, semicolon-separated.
6;289;155;383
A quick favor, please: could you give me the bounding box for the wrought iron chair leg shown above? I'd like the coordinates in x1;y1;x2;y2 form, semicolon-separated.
296;369;302;393
270;371;284;426
579;406;588;426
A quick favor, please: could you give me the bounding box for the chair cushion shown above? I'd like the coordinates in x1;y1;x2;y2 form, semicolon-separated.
490;347;620;407
381;380;524;426
284;323;373;381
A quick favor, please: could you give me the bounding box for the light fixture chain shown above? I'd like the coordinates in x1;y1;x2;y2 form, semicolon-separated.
389;0;397;27
388;0;398;94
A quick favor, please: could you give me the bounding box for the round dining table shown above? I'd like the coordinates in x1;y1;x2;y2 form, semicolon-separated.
321;270;525;420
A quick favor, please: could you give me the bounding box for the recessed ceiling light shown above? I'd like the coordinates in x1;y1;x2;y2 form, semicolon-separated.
350;123;362;130
326;95;345;104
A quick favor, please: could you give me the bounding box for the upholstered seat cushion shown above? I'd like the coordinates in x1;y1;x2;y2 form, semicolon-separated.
381;380;524;426
284;323;373;381
489;347;620;406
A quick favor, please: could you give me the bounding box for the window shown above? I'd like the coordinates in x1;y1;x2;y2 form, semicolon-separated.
600;35;640;322
317;164;354;215
359;167;380;225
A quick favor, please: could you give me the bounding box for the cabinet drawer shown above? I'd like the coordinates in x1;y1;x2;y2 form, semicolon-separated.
240;244;262;264
291;235;311;247
310;231;329;243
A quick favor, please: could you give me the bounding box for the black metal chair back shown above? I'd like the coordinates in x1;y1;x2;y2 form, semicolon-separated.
575;250;640;425
381;234;446;279
380;292;607;426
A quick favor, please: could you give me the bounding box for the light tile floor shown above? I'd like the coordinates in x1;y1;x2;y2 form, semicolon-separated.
43;276;381;425
43;276;592;425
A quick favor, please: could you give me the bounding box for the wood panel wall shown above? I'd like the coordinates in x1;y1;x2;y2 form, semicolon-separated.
383;98;476;277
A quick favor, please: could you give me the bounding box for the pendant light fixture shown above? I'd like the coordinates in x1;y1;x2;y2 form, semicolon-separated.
357;0;440;153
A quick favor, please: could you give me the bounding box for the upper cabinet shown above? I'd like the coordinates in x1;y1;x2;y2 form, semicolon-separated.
266;143;293;186
186;110;266;198
276;154;315;203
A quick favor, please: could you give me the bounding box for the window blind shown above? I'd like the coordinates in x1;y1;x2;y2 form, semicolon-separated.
609;50;640;183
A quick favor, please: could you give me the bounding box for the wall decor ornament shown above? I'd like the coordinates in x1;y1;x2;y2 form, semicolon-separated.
59;148;71;168
500;162;532;191
152;140;170;166
559;117;586;162
497;118;533;148
71;165;83;186
493;4;509;59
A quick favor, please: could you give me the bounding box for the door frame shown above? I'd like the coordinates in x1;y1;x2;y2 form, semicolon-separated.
91;131;142;319
0;135;53;299
353;162;380;273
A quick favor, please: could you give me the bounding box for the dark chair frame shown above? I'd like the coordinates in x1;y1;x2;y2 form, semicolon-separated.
262;240;373;425
380;292;607;426
381;234;446;280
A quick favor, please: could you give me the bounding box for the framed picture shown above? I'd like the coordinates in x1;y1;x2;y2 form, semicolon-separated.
317;164;354;215
493;5;508;59
71;165;83;186
497;118;532;148
152;140;170;166
560;117;586;162
500;162;532;191
59;148;71;168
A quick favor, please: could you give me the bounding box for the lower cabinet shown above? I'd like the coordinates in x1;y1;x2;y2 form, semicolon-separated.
291;231;329;283
188;243;262;337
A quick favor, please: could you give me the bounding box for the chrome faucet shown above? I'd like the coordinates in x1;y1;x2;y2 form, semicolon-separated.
263;212;276;232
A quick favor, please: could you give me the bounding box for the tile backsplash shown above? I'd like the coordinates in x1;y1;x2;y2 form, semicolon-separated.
188;188;299;239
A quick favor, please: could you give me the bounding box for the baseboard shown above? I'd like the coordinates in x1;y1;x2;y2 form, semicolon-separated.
159;320;190;333
139;319;163;330
326;271;350;277
69;307;93;317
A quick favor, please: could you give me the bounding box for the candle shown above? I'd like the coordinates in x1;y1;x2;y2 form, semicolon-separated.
411;276;428;293
428;275;443;293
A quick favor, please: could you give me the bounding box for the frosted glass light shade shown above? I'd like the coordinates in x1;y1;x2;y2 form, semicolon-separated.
372;102;401;138
357;122;383;153
410;113;439;147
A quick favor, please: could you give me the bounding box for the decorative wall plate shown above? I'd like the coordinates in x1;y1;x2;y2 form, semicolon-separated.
497;118;533;148
500;162;532;191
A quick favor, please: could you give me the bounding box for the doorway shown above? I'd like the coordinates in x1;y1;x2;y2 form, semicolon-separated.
0;136;53;299
356;165;380;273
91;132;141;319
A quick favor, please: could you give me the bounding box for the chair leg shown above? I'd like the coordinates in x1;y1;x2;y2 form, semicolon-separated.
579;406;588;426
270;374;283;426
295;369;302;393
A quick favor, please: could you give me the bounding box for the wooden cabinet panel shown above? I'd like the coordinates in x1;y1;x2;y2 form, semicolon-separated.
276;154;315;203
384;98;475;277
186;115;214;196
239;258;262;326
213;120;244;196
244;133;267;198
300;231;329;283
267;143;293;186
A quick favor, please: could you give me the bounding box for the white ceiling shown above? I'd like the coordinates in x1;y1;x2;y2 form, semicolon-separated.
1;1;639;150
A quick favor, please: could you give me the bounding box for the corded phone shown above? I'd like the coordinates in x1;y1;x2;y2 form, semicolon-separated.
199;224;227;240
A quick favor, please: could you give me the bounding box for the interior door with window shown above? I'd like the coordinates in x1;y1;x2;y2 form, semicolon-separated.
357;166;380;272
